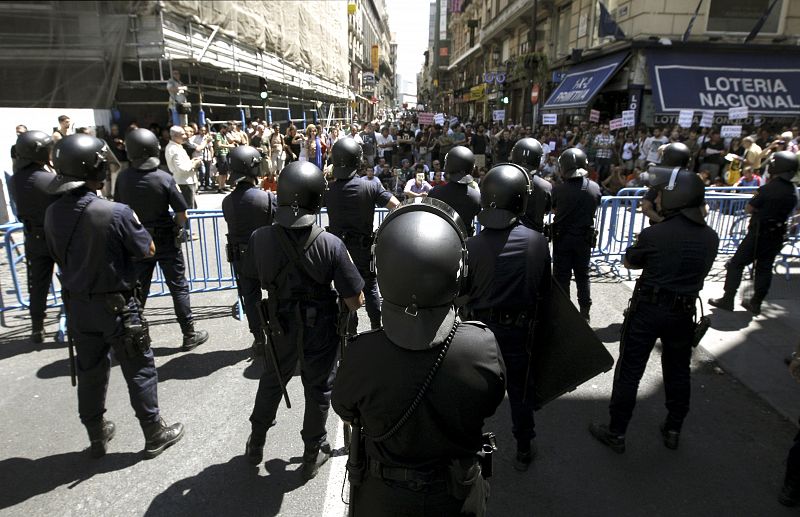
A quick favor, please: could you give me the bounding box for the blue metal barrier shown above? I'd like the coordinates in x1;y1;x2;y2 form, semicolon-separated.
3;194;798;327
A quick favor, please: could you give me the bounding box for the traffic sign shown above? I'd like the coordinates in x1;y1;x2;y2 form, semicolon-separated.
531;84;540;104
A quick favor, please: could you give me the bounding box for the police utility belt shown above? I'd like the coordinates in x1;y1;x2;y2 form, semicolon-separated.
326;228;374;249
225;242;248;263
470;307;532;328
633;285;696;311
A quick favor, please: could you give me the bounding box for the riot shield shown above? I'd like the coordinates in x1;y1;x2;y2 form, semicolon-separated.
530;281;614;410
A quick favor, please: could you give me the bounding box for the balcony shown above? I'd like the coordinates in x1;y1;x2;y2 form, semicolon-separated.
480;0;538;43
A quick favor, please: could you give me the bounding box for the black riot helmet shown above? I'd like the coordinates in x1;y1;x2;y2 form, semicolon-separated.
229;145;263;178
558;148;589;179
48;134;110;194
331;137;363;179
647;165;707;224
478;163;531;230
275;161;327;228
660;142;691;168
374;198;467;351
125;128;161;170
444;145;475;184
15;130;53;168
511;137;544;171
766;150;799;181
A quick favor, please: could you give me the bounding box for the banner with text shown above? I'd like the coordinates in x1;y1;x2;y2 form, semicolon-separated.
647;49;800;115
418;112;434;125
542;113;558;125
492;110;506;122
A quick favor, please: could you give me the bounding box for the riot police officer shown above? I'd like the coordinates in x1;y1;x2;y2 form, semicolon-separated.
429;145;481;236
590;164;718;453
221;145;276;350
511;137;552;234
44;134;184;459
243;161;365;479
332;198;506;516
551;148;601;320
115;128;208;350
709;151;799;315
640;143;691;225
8;130;58;343
464;164;551;471
324;137;399;331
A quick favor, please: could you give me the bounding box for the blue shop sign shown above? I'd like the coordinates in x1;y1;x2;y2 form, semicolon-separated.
647;49;800;115
543;51;629;109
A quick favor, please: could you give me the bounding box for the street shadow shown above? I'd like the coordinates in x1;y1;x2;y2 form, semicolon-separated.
156;348;251;381
593;322;623;344
0;337;61;362
36;357;71;379
143;455;306;517
708;307;754;331
0;451;140;510
141;305;233;327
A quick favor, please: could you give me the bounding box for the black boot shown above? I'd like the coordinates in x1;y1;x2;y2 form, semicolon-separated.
181;323;209;351
589;423;625;454
142;418;184;459
708;293;735;311
31;319;45;344
86;419;116;458
660;422;680;450
513;439;537;472
245;431;266;465
741;297;762;315
301;442;331;480
579;305;591;322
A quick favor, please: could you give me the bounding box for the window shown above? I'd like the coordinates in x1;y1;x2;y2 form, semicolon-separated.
518;30;529;55
556;4;572;58
706;0;784;34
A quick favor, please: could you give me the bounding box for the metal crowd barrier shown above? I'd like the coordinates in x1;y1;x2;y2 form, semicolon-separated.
2;192;798;329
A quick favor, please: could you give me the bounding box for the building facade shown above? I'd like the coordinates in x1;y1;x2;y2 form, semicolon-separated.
420;0;800;129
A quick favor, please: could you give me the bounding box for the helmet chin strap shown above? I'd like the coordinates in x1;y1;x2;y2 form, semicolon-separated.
666;167;680;191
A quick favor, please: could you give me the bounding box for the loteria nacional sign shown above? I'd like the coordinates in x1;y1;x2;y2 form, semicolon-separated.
647;49;800;115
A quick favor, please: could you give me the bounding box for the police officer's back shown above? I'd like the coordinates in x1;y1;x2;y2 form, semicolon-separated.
221;145;276;347
590;147;718;453
464;164;551;472
709;150;798;314
429;145;481;236
44;134;184;460
8;130;58;342
333;198;505;516
511;137;552;234
551;148;601;319
115;128;208;350
324;137;399;330
243;161;364;479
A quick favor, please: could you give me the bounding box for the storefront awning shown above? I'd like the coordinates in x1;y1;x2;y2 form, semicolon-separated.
647;49;800;115
543;51;630;110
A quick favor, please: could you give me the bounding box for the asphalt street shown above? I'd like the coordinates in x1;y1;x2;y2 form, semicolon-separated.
1;190;798;516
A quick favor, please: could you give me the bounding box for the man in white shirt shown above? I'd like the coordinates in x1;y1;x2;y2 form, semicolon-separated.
643;128;668;165
375;126;395;165
165;125;201;209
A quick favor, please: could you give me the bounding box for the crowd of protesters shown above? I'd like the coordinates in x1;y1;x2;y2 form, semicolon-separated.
20;110;798;208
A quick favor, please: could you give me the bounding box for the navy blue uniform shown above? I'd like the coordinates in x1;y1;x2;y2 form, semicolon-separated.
723;177;798;304
551;177;601;310
115;167;196;331
519;174;553;234
44;188;160;426
332;323;506;516
9;163;59;328
221;182;276;337
244;226;363;447
429;182;481;236
609;214;718;435
465;223;551;447
324;176;392;330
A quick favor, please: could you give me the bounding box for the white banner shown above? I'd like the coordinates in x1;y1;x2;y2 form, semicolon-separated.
621;110;636;128
728;106;749;120
434;113;445;125
720;125;743;138
609;118;623;131
678;110;694;128
589;109;600;123
492;110;505;122
699;110;714;128
542;113;558;125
